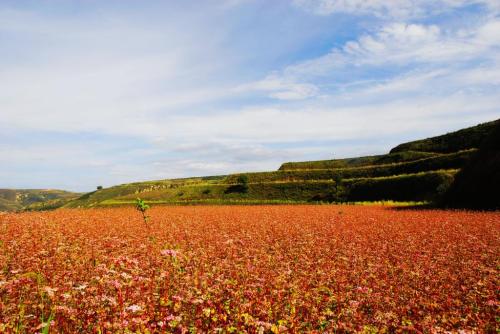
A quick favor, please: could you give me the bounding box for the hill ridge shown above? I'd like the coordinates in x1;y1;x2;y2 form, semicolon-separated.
2;118;497;211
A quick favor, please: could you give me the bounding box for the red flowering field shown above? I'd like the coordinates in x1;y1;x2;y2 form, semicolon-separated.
0;205;498;333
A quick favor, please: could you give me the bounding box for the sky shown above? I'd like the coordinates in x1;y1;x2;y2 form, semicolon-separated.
1;0;499;192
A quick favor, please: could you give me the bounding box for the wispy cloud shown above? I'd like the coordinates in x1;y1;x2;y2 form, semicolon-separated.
292;0;499;19
0;1;498;191
235;74;319;100
283;20;500;78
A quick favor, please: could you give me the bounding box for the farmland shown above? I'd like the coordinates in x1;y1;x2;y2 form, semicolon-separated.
1;205;498;332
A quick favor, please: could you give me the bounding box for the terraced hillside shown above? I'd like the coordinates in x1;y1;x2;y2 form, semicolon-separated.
279;150;439;170
62;119;498;208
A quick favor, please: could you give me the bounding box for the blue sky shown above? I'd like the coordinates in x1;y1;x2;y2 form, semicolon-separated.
1;0;499;191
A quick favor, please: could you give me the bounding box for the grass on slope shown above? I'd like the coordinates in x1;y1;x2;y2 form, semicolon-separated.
226;150;474;184
61;150;471;208
343;170;457;202
390;119;499;153
0;197;22;211
0;189;81;211
71;170;456;206
64;176;226;208
279;150;439;170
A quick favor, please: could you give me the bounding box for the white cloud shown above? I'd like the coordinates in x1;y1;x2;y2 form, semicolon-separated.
284;19;500;78
292;0;498;19
156;93;500;145
1;2;499;190
235;74;319;100
0;7;241;138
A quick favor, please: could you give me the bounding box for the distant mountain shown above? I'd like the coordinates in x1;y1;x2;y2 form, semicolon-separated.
0;189;81;212
62;119;499;209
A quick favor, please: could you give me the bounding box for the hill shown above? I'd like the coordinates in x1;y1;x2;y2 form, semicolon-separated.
61;119;498;208
279;151;439;170
442;120;500;210
0;189;81;212
390;119;499;153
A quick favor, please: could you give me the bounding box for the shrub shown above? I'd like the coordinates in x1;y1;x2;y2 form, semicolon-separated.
135;198;150;224
237;174;249;184
343;171;456;202
224;184;248;194
226;174;249;194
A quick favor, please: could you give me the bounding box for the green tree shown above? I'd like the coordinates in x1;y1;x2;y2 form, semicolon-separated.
237;174;249;193
333;174;344;202
225;174;249;194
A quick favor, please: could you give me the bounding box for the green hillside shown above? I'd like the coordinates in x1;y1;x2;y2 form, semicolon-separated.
228;150;474;184
279;150;439;170
0;189;81;212
63;176;226;208
390;119;499;153
5;118;493;210
442;120;500;210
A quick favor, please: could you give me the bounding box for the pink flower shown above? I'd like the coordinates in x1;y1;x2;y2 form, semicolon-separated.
165;315;181;322
126;304;142;313
42;286;57;298
161;249;178;257
356;286;370;293
191;298;204;305
111;280;122;289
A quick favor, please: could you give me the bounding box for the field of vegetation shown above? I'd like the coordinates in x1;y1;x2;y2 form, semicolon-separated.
0;205;498;332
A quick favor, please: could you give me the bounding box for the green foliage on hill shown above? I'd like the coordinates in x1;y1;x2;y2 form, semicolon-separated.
390;119;499;153
68;170;457;206
6;118;493;210
0;189;80;212
64;176;226;208
0;197;22;211
442;121;500;210
343;170;456;202
247;181;336;201
23;198;77;211
78;180;337;204
226;150;474;183
279;151;438;170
